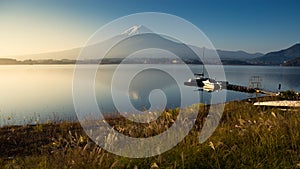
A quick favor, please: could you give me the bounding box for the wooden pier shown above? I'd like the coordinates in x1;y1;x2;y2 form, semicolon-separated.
225;83;277;96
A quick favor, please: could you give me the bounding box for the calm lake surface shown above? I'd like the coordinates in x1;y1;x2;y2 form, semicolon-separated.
1;64;300;126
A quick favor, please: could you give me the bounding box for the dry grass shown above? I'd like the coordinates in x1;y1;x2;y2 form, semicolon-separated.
0;96;299;168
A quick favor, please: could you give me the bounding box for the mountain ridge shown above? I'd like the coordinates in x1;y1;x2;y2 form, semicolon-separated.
250;43;300;65
1;25;298;65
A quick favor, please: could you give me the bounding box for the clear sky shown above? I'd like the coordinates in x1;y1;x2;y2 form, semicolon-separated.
0;0;299;57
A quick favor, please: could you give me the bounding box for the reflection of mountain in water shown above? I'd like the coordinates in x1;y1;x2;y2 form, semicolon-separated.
128;69;181;111
95;67;183;114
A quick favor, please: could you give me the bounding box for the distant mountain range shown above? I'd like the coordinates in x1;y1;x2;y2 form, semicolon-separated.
1;25;299;66
282;57;300;66
217;49;263;61
249;43;300;65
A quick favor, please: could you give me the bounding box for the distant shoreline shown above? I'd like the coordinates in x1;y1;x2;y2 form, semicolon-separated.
0;58;299;66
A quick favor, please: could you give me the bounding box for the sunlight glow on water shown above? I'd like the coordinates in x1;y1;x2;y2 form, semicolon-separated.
0;65;299;126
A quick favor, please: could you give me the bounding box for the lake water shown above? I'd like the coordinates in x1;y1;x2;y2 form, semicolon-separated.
1;65;300;126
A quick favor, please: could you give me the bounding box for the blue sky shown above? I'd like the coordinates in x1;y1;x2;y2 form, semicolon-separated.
0;0;299;57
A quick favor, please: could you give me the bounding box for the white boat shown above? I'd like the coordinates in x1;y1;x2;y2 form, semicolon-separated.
202;79;222;92
184;47;225;92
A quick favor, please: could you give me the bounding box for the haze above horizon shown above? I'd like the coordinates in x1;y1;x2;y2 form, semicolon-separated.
1;0;300;58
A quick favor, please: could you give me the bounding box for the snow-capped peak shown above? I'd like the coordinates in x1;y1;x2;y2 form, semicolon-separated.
122;25;153;36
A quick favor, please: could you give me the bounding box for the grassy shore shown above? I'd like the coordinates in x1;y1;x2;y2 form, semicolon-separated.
0;96;299;168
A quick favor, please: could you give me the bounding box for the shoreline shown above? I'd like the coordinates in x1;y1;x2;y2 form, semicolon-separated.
1;63;300;67
0;95;278;128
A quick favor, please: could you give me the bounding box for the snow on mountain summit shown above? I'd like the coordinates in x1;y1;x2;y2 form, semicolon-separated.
122;25;153;36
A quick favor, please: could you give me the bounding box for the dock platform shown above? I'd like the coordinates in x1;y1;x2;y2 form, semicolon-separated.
225;84;277;96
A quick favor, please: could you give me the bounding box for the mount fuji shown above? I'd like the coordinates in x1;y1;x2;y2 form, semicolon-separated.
3;25;264;64
122;25;153;36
